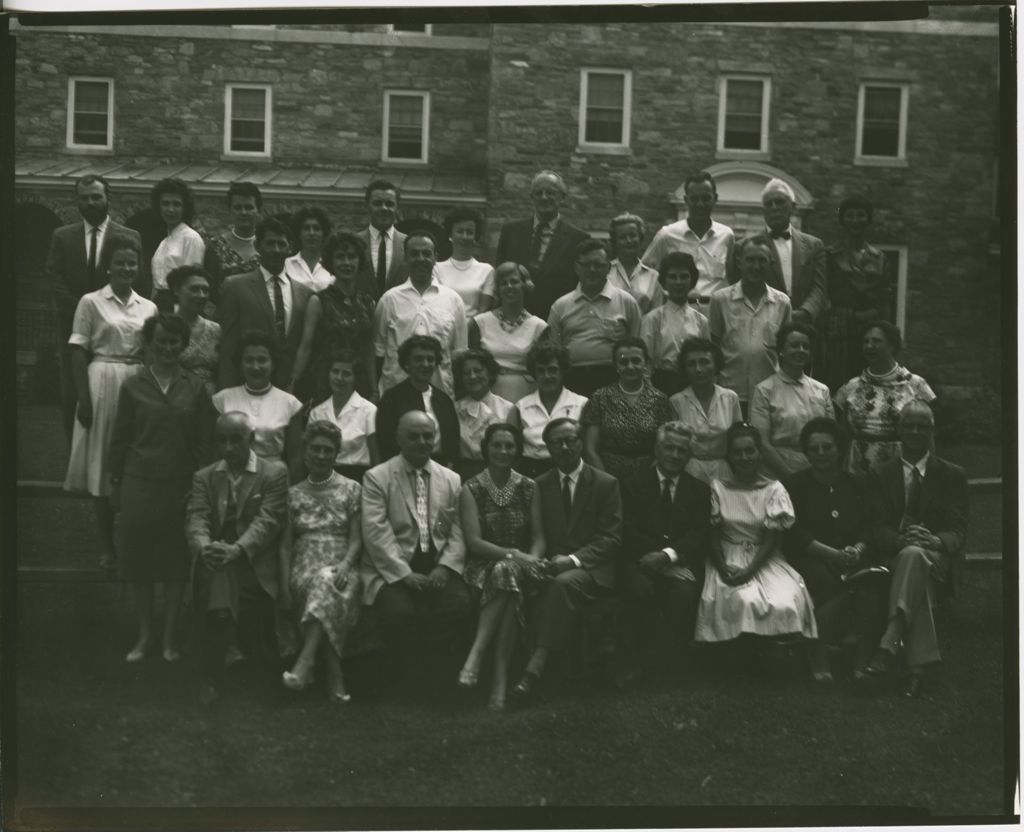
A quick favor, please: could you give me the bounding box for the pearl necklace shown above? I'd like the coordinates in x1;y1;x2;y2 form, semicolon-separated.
307;471;335;487
449;257;475;271
231;227;256;242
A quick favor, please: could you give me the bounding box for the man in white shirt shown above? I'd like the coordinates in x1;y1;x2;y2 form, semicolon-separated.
373;231;468;397
358;179;407;299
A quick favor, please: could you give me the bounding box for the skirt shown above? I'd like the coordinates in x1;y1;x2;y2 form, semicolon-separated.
116;471;192;582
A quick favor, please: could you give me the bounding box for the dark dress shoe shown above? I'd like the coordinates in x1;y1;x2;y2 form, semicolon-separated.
857;649;895;680
510;671;540;704
902;674;925;698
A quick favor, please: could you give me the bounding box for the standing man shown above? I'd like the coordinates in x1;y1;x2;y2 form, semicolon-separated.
358;179;407;300
708;235;792;415
217;218;313;389
47;174;143;439
373;231;467;398
547;239;641;396
641;171;735;317
754;178;827;324
496;170;590;319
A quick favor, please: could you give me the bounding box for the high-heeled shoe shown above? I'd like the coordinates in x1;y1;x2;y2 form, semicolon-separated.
162;648;181;663
457;666;479;688
282;670;312;692
125;645;147;663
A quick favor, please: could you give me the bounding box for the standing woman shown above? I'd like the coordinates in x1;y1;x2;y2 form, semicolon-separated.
453;348;514;481
307;350;380;482
434;208;496;317
204;182;263;305
606;213;663;315
669;337;743;486
469;263;547;403
63;234;157;570
168;265;221;396
818;195;892;392
749;322;835;479
109;313;212;663
285;206;334;293
150;178;205;311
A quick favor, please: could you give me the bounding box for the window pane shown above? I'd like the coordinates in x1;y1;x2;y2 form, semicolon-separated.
723;79;764;150
584;73;625;144
72;81;109;145
726;80;763;115
232;88;266;120
587;73;624;107
229;88;267;153
863;87;902;121
387;95;424;159
862;125;899;157
75;81;108;113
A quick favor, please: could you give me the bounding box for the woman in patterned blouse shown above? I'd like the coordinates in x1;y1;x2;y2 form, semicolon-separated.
168;265;220;395
203;182;263;308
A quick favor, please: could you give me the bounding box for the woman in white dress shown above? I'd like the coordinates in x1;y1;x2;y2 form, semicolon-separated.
453;348;514;481
469;262;547;403
433;207;495;317
669;337;742;485
695;422;817;644
63;234;157;570
307;349;379;482
150;178;205;310
284;206;334;293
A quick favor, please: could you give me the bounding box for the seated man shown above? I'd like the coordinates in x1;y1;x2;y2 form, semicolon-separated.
360;411;470;684
511;417;621;704
185;411;289;706
863;401;968;697
617;422;711;688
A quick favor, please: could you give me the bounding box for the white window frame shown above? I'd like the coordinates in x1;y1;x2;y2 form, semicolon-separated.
877;244;909;335
855;82;909;164
66;76;114;151
716;74;771;156
223;83;272;159
382;90;430;164
387;23;433;35
577;68;632;152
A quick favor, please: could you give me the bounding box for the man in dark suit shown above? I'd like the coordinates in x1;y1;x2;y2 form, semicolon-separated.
185;411;289;705
217;218;312;389
47;174;144;439
617;422;711;688
757;178;827;325
511;417;621;704
357;179;407;299
495;170;590;319
863;401;969;697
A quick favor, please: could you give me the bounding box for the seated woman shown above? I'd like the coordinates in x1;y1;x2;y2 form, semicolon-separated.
150;177;205;310
669;337;742;485
204;182;262;309
469;262;547;403
285;206;334;293
458;423;548;711
582;337;673;482
168;265;220;396
280;421;363;703
641;251;709;396
834;320;935;475
434;207;496;317
211;329;304;481
749;322;835;479
695;423;817;648
375;335;460;466
454;348;514;481
784;417;885;682
307;349;379;482
508;341;587;479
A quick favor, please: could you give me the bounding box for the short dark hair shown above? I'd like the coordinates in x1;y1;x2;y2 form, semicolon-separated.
683;171;717;198
255;217;291;246
573;238;606;261
227;181;263;209
397;334;443;371
404;229;438;251
150;178;196;224
304;419;342;453
725;421;762;454
542;417;580;446
657;251;699;287
141;312;191;348
326;348;358;372
525;340;571;377
453;347;500;398
838;194;874;224
75;174;109;199
737;234;774;258
611;336;650;366
862;319;903;355
799;416;843;454
322;230;369;276
443;207;485;241
775;321;817;354
677;336;724;378
235;328;279;371
365;179;400;203
479;422;523;463
98;233;142;276
166;265;210;295
290;206;333;251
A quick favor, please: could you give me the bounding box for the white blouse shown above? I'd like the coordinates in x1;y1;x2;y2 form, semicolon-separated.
211;386;302;462
433;258;496;317
151;223;206;293
308;391;377;466
455;391;514;460
284;254;335;294
514;387;588;460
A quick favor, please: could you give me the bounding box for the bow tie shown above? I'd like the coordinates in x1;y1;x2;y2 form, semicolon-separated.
769;229;791;240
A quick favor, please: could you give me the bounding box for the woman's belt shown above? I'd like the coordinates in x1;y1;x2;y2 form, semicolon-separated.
92;355;142;365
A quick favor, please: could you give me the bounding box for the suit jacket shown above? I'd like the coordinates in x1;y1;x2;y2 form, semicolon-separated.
47;221;144;342
375;378;461;466
359;455;466;604
536;463;621;588
356;226;407;300
869;454;969;579
185;456;289;600
763;228;827;322
496;216;590;319
623;465;711;574
217;269;313;389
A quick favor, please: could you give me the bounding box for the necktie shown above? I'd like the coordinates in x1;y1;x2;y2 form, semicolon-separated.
561;474;572;519
376;233;387;294
660;478;673;536
87;226;98;287
769;228;791;240
272;276;286;343
415;469;430;552
905;466;923;519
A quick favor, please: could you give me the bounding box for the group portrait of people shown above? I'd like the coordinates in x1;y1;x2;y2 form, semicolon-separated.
47;164;968;709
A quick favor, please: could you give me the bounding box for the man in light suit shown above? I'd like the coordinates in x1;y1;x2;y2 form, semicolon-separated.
47;174;144;439
360;411;470;682
754;178;827;325
217;217;313;389
863;401;969;698
511;418;621;705
495;170;590;319
357;179;407;300
185;411;289;705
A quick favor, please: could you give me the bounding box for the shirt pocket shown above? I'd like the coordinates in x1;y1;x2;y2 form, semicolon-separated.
705;249;728;280
599;316;628;341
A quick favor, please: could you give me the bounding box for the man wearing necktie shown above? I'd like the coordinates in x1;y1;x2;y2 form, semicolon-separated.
47;174;143;439
357;179;407;300
360;411;469;687
864;401;968;698
511;417;621;705
616;422;711;689
217;218;313;390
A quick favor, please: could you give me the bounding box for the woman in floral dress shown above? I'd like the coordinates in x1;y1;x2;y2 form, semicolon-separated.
168;265;220;395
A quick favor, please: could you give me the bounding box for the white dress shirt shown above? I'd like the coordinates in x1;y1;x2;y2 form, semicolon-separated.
259;264;293;332
641;219;735;300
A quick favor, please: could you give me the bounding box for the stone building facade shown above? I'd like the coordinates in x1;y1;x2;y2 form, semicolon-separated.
12;15;1004;438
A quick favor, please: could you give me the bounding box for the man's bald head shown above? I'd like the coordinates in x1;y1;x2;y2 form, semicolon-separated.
397;410;437;467
216;410;255;469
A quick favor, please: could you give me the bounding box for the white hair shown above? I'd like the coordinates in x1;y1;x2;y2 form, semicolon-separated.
531;170;567;195
761;178;796;203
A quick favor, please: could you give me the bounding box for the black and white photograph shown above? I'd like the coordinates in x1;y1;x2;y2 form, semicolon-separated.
5;1;1015;827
